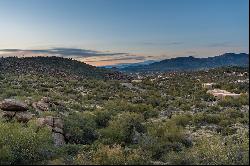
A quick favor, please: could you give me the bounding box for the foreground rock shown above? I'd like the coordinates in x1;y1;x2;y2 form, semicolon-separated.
0;99;33;122
37;116;65;146
0;99;28;111
52;133;65;146
32;97;51;112
0;110;33;122
15;112;33;123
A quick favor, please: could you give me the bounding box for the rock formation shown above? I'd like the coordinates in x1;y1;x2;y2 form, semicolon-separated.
0;99;33;122
37;116;65;146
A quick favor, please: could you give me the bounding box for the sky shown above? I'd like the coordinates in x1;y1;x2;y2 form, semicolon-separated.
0;0;249;66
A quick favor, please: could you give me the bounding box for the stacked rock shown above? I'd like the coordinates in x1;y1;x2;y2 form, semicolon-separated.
32;97;50;112
0;99;33;122
36;116;65;146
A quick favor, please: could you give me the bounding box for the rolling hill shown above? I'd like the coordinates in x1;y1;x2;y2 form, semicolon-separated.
121;53;249;73
0;56;129;80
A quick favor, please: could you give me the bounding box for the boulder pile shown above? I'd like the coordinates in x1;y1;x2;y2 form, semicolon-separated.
0;99;66;146
0;99;33;122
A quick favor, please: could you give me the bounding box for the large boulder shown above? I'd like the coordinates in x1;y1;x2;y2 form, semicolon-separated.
132;128;141;144
36;116;65;146
53;127;64;134
52;132;66;147
32;97;54;112
1;111;16;118
41;97;50;103
37;116;54;127
15;112;33;123
54;118;63;129
36;101;50;111
0;99;28;111
33;100;50;112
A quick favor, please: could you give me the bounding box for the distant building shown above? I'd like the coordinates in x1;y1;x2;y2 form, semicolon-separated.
202;83;216;89
131;79;142;83
235;79;249;83
207;89;241;100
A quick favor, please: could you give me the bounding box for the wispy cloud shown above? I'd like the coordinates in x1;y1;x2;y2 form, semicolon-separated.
84;55;145;63
0;47;149;66
0;48;128;58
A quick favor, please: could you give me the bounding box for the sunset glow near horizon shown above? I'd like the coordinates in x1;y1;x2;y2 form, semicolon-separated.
0;0;249;66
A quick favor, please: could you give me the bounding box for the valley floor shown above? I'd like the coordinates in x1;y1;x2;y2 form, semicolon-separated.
0;65;249;165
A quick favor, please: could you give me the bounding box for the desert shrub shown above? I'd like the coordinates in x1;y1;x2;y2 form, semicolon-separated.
219;108;244;127
94;109;115;128
53;144;89;164
218;94;249;107
202;92;216;102
180;103;191;111
100;112;145;144
64;112;98;144
189;132;248;165
92;144;126;165
73;152;93;165
125;148;150;165
193;113;221;125
221;108;244;119
133;103;158;119
164;130;249;165
139;120;186;160
207;105;221;113
172;114;193;127
103;100;158;119
92;144;149;165
220;126;237;136
163;150;194;165
0;121;54;165
195;102;207;109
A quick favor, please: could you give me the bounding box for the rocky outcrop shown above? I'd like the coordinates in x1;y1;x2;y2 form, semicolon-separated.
132;127;141;144
0;99;65;146
36;101;50;111
36;116;65;146
32;97;67;114
52;132;66;146
0;110;33;123
54;118;64;129
37;116;54;127
0;99;28;111
15;112;33;123
0;99;33;122
32;97;51;112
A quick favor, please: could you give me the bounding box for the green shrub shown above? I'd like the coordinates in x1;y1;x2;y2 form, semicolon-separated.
218;94;249;108
193;113;221;125
100;112;145;144
92;144;149;165
103;100;158;119
64;112;98;144
165;130;249;165
139;120;186;160
94;109;115;128
172;114;192;127
0;121;54;165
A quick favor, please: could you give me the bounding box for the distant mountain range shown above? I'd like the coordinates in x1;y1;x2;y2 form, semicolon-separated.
102;60;158;69
119;53;249;73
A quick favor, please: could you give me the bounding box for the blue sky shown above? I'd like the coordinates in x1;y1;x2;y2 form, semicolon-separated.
0;0;248;66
